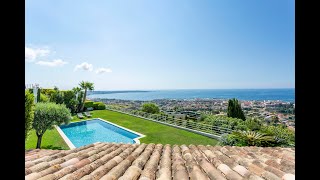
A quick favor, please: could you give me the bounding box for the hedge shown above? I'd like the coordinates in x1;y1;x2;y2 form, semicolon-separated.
84;101;94;108
25;90;35;141
93;102;106;110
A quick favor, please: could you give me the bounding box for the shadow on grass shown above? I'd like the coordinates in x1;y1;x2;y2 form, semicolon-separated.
41;145;68;150
71;112;96;122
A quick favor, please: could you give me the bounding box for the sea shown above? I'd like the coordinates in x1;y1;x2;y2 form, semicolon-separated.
87;89;295;102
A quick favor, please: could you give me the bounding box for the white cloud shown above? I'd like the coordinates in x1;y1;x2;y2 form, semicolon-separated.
96;68;112;74
25;47;50;62
74;62;93;71
36;59;68;67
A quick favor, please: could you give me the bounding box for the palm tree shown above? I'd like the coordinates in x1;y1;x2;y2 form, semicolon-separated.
79;81;94;112
72;87;81;98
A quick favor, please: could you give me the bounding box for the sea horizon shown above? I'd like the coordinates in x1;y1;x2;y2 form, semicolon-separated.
87;88;295;102
90;88;294;91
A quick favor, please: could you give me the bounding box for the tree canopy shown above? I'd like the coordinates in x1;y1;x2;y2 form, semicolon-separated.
79;81;94;111
141;103;160;114
33;102;71;148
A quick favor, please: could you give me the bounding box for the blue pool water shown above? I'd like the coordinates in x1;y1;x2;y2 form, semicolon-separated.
59;119;141;147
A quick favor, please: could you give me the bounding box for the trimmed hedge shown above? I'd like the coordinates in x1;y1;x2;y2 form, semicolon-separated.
93;102;106;110
84;101;94;108
25;90;35;141
40;93;50;102
41;89;56;97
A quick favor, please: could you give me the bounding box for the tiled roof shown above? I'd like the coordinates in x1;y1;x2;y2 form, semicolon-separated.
25;142;295;180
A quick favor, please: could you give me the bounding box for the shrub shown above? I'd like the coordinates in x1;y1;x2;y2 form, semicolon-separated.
244;118;262;131
33;102;71;148
93;102;106;110
67;98;79;113
84;101;94;108
97;103;106;110
41;89;61;103
205;115;245;130
176;117;184;126
41;89;56;96
234;124;248;131
62;90;77;113
130;110;138;115
25;91;35;141
259;125;295;146
141;103;160;114
219;133;237;146
199;114;207;121
93;102;99;109
186;120;194;129
167;116;174;123
230;130;275;147
40;93;49;102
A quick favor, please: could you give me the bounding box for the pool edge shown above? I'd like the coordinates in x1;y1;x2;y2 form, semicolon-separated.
55;125;76;149
57;118;146;147
96;118;146;144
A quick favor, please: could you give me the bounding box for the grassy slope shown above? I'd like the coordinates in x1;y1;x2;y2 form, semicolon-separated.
25;129;69;150
72;110;218;145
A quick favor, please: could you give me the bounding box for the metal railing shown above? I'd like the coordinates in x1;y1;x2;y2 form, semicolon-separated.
105;107;233;138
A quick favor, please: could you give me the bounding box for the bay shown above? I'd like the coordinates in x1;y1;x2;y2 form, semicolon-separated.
87;89;295;102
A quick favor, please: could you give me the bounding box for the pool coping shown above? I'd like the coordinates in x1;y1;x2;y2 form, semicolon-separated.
55;125;76;149
55;118;146;149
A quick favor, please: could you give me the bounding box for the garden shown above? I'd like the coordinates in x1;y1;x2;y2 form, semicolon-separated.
120;100;295;147
25;82;294;150
25;82;218;150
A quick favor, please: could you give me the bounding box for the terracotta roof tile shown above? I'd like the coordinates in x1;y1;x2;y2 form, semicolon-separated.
25;143;295;180
248;164;266;176
181;144;209;179
189;145;226;180
171;145;188;180
264;165;285;178
156;144;172;180
261;171;281;180
265;159;281;170
118;144;155;180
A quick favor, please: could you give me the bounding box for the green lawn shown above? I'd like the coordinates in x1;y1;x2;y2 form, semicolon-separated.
72;110;218;145
25;109;218;150
25;128;69;150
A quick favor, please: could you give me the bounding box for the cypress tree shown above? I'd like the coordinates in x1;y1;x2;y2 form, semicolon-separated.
227;98;246;120
37;88;41;103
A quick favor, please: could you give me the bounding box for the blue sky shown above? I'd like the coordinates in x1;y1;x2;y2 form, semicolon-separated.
26;0;295;90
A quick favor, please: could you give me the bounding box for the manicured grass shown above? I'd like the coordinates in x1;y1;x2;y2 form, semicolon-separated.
72;110;218;145
25;128;69;150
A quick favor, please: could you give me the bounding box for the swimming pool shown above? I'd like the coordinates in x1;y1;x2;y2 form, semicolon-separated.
57;118;144;148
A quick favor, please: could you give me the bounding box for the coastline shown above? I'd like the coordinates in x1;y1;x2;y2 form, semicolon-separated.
87;89;295;103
